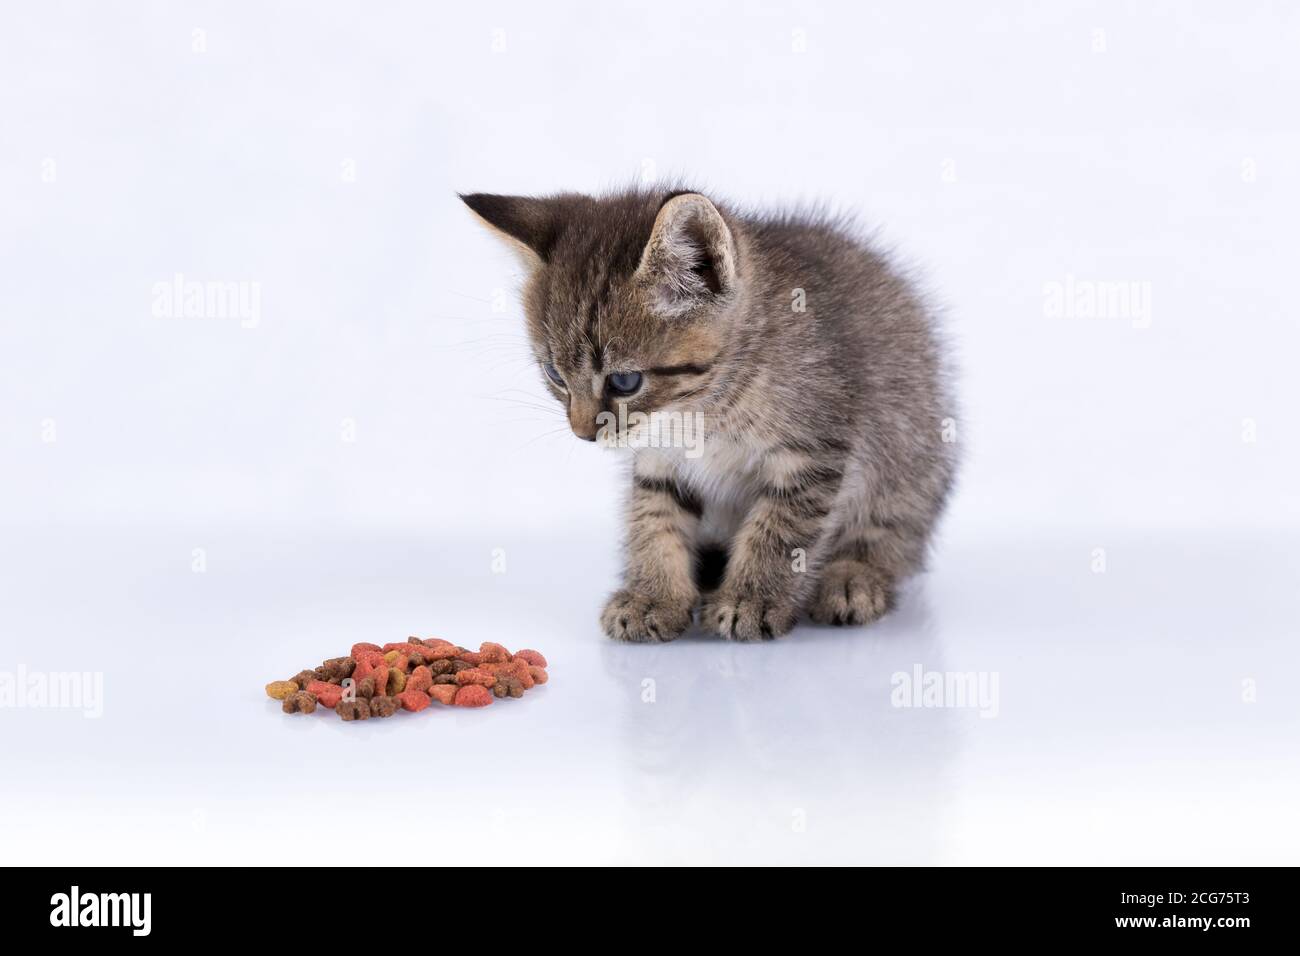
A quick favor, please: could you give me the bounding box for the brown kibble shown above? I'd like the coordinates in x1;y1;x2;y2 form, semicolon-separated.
432;674;458;685
369;695;399;718
355;676;376;699
450;660;473;673
336;700;370;721
282;691;317;714
430;659;454;675
491;677;525;699
291;670;317;690
322;657;356;680
265;680;299;700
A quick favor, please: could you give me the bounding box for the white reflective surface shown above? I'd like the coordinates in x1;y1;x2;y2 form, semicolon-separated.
1;523;1295;864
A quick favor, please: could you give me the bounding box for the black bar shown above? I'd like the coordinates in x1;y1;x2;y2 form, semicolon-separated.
1;866;1289;941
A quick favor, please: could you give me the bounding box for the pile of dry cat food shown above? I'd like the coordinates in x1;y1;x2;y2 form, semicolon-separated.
264;638;548;721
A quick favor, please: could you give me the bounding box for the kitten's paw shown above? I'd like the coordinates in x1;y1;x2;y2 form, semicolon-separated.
701;590;797;642
808;561;894;626
601;589;692;643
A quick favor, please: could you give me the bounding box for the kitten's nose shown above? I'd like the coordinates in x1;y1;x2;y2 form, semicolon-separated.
568;403;600;441
570;420;598;442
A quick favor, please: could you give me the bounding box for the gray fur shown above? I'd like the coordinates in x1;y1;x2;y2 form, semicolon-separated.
461;186;958;641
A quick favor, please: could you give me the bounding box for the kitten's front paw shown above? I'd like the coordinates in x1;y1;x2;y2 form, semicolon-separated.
601;589;692;643
808;560;894;626
701;589;797;642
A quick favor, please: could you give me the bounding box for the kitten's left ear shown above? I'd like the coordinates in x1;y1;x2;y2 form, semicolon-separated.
459;192;559;267
635;193;738;317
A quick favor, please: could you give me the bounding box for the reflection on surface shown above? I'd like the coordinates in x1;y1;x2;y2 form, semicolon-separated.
599;583;959;864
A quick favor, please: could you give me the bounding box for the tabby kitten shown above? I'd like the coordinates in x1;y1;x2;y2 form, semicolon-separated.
461;187;957;642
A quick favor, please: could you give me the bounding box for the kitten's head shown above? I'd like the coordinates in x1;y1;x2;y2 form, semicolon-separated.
460;188;743;442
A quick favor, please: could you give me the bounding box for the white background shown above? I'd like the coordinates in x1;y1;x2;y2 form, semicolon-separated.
1;1;1297;864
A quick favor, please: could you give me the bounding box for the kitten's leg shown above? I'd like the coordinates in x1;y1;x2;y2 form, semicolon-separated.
809;500;930;626
807;548;895;626
601;456;701;643
701;450;842;641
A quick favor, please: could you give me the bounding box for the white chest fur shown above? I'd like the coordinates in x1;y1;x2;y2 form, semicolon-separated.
633;437;763;542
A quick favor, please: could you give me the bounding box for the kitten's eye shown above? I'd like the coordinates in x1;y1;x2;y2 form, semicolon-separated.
607;371;643;395
543;363;566;388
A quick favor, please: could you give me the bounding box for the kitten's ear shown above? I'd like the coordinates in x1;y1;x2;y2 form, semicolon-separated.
635;193;738;317
459;193;558;267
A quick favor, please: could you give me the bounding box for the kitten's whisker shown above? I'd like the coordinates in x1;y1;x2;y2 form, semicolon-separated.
447;291;493;304
485;400;563;416
521;426;575;448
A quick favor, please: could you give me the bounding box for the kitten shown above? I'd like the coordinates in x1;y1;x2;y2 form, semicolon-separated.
461;187;957;642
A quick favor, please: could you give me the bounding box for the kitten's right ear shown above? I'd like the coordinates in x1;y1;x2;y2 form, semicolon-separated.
635;192;738;318
459;193;558;267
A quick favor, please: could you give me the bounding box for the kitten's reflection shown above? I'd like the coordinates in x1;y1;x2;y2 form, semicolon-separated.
599;579;959;864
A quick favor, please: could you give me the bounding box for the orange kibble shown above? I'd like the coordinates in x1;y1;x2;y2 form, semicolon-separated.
407;665;433;694
513;649;548;668
453;684;492;708
479;642;510;664
423;644;460;660
428;684;458;705
398;689;430;712
307;680;343;708
455;668;497;687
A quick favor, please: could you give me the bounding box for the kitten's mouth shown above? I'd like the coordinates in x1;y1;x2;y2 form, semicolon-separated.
595;425;639;448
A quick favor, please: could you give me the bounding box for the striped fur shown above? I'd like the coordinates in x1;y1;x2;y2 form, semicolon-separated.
461;186;959;641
